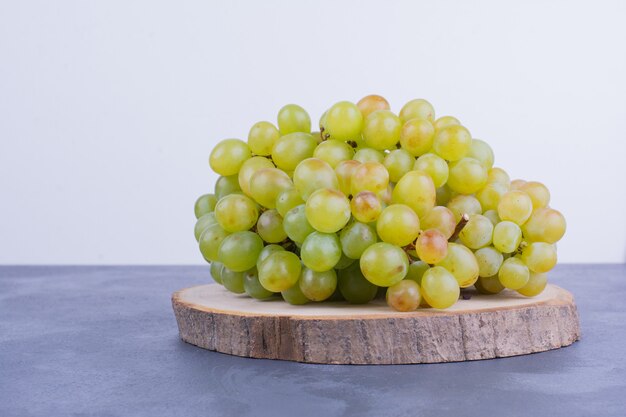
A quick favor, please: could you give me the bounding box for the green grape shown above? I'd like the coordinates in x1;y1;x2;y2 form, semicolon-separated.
337;262;378;304
458;214;494;249
446;195;482;223
256;244;285;268
221;267;246;294
357;94;390;118
487;167;511;186
492;221;522;253
299;268;337;301
399;99;435;122
360;242;409;287
404;261;430;285
305;188;351;233
350;191;382;223
281;281;310;305
258;251;302;292
335;159;361;196
350;161;389;195
521;207;566;243
194;194;218;218
415;229;448;264
248;121;280;156
300;231;342;272
399;118;435;157
340;221;377;259
256;209;287;243
311;131;324;144
383;149;415;183
209;139;251;176
436;185;454;206
519;181;550;209
391;170;436;218
210;261;224;285
313;139;354;168
249;168;293;209
217;231;264;272
277;104;311;135
293;158;339;200
194;212;217;241
376;204;420;247
335;253;357;269
238;156;275;196
433;125;472;162
325;101;363;141
420;266;460;309
243;267;274;299
447;157;488;194
199;223;230;262
517;272;548;297
510;179;527;190
483;209;501;226
521;242;557;273
433;115;460;130
362;110;402;150
474;246;504;277
275;188;304;217
498;257;530;289
353;147;385;163
283;204;315;243
474;275;504;294
386;280;421;312
436;242;480;288
414;153;449;188
498;191;533;226
215;175;242;200
271;132;317;171
476;182;507;211
467;139;494;169
214;194;259;232
378;183;393;205
420;206;456;239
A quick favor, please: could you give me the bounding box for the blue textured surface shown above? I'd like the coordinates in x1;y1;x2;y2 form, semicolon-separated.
1;264;625;417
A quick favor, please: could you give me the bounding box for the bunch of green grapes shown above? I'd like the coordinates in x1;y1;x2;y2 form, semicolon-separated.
194;95;566;311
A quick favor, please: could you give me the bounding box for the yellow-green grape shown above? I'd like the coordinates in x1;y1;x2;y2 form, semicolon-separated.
215;175;242;200
350;161;389;195
357;94;390;118
305;188;351;233
487;167;511;187
275;188;304;217
519;181;550;209
510;179;527;190
420;206;457;239
517;272;548;297
238;156;274;196
433;125;472;162
376;204;420;247
474;275;504;294
256;244;285;269
433;115;461;130
313;140;354;168
350;191;382;223
299;268;337;301
335;253;356;270
405;261;430;285
399;119;435;156
281;281;310;305
386;280;421;312
522;242;557;273
420;266;460;309
415;229;448;264
214;194;259;233
436;185;454;206
244;267;274;299
325;101;363;141
392;170;436;218
248;121;280;156
340;221;377;259
311;131;324;144
476;182;508;211
277;104;311;135
362;110;402;150
194;212;217;241
483;209;501;226
458;214;494;249
221;267;246;294
198;223;230;262
467;139;494;169
283;204;315;243
210;261;224;285
498;257;530;289
493;221;522;253
522;207;566;243
194;194;217;218
446;195;482;223
360;242;409;287
497;191;533;225
293;158;339;200
378;183;394;205
447;157;488;194
256;209;287;243
474;246;504;277
271;132;317;171
384;149;415;183
353;147;385;163
249;168;293;209
399;98;435;122
436;242;480;288
414;153;449;188
217;231;264;272
335;160;361;196
258;251;302;292
209;139;251;176
337;262;378;304
301;231;342;272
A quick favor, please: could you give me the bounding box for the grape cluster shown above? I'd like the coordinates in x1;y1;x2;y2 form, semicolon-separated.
194;96;566;311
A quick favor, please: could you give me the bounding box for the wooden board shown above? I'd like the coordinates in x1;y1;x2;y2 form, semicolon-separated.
172;283;580;364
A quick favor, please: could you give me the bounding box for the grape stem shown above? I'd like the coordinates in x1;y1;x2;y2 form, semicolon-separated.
448;213;470;241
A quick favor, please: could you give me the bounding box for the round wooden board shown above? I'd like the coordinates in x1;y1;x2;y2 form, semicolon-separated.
172;283;580;364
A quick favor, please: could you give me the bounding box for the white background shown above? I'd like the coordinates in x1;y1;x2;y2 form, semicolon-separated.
1;0;625;264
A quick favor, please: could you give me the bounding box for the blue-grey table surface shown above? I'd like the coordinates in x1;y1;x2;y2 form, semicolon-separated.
1;264;625;417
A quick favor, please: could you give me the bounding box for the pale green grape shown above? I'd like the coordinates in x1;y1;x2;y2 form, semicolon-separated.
399;99;435;122
337;262;378;304
277;104;311;135
487;167;511;187
433;125;472;161
498;257;530;289
404;261;430;285
446;194;482;223
362;110;402;150
492;221;522;253
400;119;435;156
305;188;351;233
258;251;302;292
221;267;246;294
300;231;342;272
313;139;354;168
217;231;264;272
474;246;504;277
483;209;501;226
335;160;361;196
209;139;251;176
467;139;494;169
357;94;390;118
194;194;217;218
350;191;382;223
325;101;363;141
194;212;217;241
383;149;414;183
281;281;310;305
293;158;339;200
498;191;533;225
376;204;420;247
433;115;460;130
414;153;449;188
271;132;317;171
421;206;457;239
249;168;293;209
256;244;285;268
517;271;548;297
256;209;287;243
436;242;480;288
391;170;436;218
458;214;494;249
299;268;337;301
510;179;527;190
199;223;230;262
420;266;460;309
447;157;488;194
521;242;557;273
386;280;421;312
275;188;304;217
340;221;377;259
283;204;315;243
360;242;409;287
476;182;508;211
215;175;242;200
353;147;385;163
521;207;566;243
210;261;224;285
238;156;274;196
474;275;504;294
214;194;259;232
519;181;550;209
248;121;280;156
243;267;274;299
350;161;389;195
